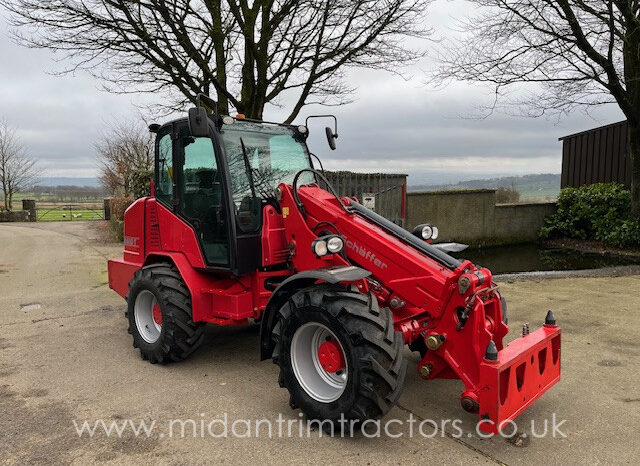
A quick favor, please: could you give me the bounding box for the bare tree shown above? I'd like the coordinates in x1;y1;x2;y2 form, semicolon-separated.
437;0;640;218
0;119;37;211
2;0;431;122
97;121;153;198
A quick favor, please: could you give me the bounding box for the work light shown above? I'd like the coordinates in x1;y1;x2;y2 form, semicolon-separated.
312;235;344;256
327;236;344;253
412;223;439;241
313;239;328;256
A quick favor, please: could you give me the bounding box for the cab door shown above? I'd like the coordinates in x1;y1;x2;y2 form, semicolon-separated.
155;121;231;268
177;132;230;266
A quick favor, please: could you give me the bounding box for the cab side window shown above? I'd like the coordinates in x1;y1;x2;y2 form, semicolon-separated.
180;136;229;265
156;133;173;207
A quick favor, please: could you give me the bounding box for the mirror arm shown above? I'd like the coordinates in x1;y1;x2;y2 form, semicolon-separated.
305;115;338;137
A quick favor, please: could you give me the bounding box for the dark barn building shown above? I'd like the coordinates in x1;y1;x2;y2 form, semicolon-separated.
560;120;632;189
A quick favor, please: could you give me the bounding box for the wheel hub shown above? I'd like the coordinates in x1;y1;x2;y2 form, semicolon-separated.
317;340;345;373
152;303;163;325
290;322;348;403
134;290;162;344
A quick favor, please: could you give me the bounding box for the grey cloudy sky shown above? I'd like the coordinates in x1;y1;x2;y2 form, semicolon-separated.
0;1;623;185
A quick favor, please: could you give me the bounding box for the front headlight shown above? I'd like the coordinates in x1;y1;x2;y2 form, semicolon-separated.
431;226;439;240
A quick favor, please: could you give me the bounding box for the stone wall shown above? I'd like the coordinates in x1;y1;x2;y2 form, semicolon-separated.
407;190;556;245
0;210;30;222
494;202;557;243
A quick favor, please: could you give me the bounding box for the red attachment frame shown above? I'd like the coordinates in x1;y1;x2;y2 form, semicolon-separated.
478;324;561;433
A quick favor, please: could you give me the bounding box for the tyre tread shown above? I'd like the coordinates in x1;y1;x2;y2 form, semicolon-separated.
127;263;205;364
272;286;407;424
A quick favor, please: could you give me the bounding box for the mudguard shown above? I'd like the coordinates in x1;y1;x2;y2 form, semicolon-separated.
259;266;371;360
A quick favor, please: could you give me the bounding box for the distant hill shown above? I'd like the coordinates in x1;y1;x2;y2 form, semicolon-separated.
37;177;101;188
409;174;561;201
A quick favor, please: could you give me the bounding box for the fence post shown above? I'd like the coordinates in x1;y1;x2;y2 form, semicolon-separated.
104;198;111;221
22;199;37;222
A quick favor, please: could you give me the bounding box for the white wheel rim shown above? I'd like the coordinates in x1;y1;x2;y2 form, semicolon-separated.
290;322;348;403
134;290;162;344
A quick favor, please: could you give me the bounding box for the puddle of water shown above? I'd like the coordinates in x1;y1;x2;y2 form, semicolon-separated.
452;243;640;274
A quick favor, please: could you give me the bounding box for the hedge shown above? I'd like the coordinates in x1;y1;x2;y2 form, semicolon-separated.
540;183;640;248
108;197;134;241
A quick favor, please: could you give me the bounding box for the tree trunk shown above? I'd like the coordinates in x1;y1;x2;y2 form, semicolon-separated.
1;159;7;210
209;0;229;115
621;6;640;221
629;123;640;220
238;10;257;118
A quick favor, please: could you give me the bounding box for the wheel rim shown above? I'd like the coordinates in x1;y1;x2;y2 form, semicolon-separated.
290;322;348;403
134;290;162;344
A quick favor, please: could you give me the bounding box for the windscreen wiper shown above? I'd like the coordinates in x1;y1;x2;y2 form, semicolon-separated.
239;138;257;198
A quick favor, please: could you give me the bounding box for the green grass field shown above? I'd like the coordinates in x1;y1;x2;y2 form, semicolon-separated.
36;207;104;222
30;201;105;221
1;194;105;222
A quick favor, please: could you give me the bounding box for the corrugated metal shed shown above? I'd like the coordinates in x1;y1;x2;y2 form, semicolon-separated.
319;171;407;226
559;120;632;188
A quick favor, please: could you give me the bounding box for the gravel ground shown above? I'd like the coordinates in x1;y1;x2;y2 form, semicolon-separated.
1;221;638;465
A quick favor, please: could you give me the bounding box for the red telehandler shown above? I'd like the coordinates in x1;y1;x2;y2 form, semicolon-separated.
108;96;560;433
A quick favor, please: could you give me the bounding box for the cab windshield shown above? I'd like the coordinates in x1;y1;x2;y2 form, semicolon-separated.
220;120;314;231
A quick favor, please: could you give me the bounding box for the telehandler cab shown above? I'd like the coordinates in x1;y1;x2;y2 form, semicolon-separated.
108;95;561;433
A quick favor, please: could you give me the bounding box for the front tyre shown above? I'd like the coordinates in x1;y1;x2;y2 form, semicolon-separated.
272;286;407;426
126;263;205;364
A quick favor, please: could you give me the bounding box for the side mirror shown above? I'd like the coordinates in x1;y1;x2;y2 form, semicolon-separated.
325;126;337;150
188;107;209;137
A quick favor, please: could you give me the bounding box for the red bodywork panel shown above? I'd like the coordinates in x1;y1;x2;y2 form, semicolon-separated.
261;204;289;267
108;184;561;431
108;198;289;325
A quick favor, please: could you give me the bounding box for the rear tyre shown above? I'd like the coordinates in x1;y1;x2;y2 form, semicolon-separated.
126;263;205;364
272;286;406;429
